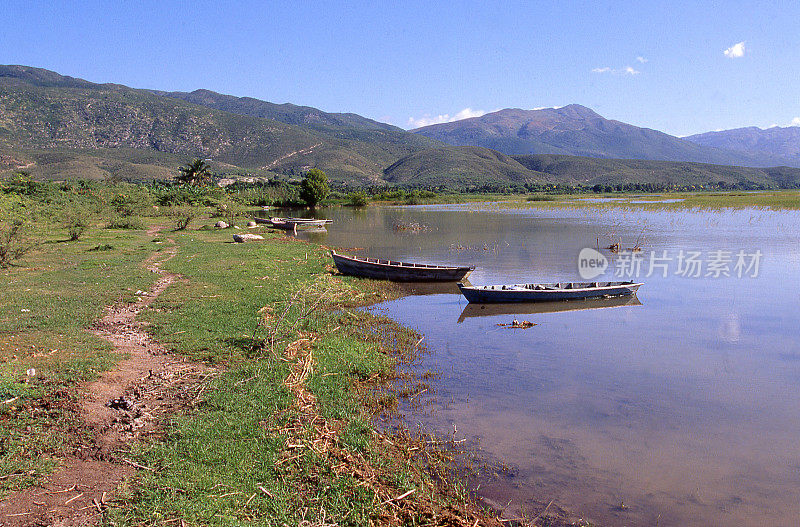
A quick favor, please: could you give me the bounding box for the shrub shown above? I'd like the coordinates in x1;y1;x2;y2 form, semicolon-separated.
0;218;33;268
212;199;245;227
66;217;89;241
107;215;144;230
89;244;115;252
0;197;35;268
345;192;369;207
61;205;90;241
108;188;154;217
171;206;197;231
155;185;224;207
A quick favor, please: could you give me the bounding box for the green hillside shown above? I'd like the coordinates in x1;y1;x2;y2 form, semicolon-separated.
0;148;205;181
0;65;435;184
381;149;800;190
2;65;800;191
514;154;800;188
157;88;400;131
383;146;549;187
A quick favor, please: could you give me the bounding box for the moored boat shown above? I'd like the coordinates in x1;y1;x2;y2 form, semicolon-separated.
271;216;332;226
252;216;333;230
331;251;474;282
458;281;642;303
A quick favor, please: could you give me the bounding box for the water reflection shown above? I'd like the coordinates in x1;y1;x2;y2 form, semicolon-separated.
314;203;800;527
457;295;642;322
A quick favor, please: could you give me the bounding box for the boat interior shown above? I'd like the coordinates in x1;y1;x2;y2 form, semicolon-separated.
337;252;466;270
480;281;635;290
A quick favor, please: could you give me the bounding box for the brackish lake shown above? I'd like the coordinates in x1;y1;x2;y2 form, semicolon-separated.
301;203;800;527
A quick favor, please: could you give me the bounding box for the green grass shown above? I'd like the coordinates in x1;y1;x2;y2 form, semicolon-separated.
0;213;419;525
109;228;435;526
0;222;160;490
495;190;800;210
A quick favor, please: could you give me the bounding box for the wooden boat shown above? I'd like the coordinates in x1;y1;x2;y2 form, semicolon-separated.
252;216;332;230
331;251;474;282
271;216;332;226
457;295;641;323
458;281;642;303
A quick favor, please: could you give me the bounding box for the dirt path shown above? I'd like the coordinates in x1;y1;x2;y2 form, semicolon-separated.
261;142;322;170
0;232;214;527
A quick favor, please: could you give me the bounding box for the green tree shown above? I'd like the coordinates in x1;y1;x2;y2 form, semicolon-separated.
176;158;213;186
345;191;369;207
299;169;329;208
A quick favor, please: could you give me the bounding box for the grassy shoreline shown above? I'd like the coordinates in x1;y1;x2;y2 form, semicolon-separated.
0;216;508;526
4;179;796;525
368;189;800;210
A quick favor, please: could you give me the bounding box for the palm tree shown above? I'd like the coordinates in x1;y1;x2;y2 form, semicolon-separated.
176;158;213;186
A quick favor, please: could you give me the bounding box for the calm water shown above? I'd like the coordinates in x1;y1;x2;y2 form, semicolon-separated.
298;204;800;526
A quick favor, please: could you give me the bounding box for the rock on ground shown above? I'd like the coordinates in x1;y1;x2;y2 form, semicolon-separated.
233;233;264;243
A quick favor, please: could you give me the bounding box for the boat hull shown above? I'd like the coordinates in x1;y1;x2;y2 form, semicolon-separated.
331;251;473;282
458;281;642;303
252;217;332;229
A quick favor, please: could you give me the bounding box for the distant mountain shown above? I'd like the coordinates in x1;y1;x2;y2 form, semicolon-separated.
513;154;800;188
685;126;800;163
381;147;800;190
0;65;436;183
2;64;799;190
383;146;548;187
0;64;99;89
156;89;399;131
411;105;798;167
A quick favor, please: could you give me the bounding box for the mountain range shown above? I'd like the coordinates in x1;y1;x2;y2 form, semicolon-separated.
410;106;798;167
685;126;800;163
1;64;799;189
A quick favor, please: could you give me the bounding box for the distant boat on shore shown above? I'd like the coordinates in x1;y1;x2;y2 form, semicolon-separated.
458;281;642;303
331;251;474;282
253;216;332;230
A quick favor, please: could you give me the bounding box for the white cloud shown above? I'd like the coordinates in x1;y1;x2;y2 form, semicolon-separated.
636;56;648;63
592;65;640;75
407;107;486;129
452;108;486;121
791;117;800;126
531;105;564;110
724;41;746;58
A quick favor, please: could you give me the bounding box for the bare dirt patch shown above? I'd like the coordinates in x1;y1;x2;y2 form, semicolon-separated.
0;234;215;526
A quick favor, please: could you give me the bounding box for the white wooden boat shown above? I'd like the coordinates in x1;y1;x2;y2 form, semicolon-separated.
252;216;332;230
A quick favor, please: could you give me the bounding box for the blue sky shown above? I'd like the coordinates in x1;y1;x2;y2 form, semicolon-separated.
2;1;798;136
